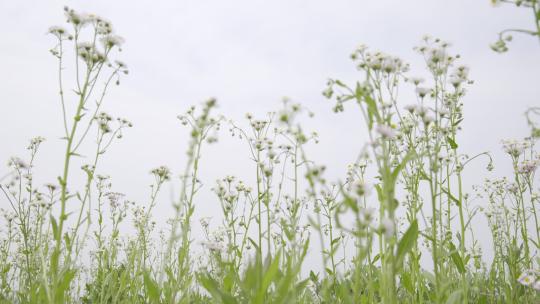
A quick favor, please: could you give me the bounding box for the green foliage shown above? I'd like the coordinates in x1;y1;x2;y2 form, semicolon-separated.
0;5;539;304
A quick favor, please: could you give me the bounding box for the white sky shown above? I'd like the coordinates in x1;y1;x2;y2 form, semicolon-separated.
1;1;539;268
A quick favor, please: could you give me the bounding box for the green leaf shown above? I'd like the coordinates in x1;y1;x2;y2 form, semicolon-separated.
391;151;416;188
51;216;59;241
448;243;466;274
452;118;463;127
447;136;458;149
395;220;418;272
441;187;460;206
445;290;463;304
254;253;281;304
199;274;237;304
143;272;160;303
375;185;384;205
355;82;380;129
401;272;414;293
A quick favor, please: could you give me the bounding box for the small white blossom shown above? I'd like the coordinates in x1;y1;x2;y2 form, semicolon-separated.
101;34;124;49
415;87;431;98
48;26;68;38
201;240;224;252
359;208;376;223
376;124;396;139
517;270;537;286
501;139;530;157
380;218;395;238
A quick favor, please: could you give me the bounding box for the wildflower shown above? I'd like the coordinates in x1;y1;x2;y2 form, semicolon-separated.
404;104;418;113
96;112;113;133
8;157;28;170
64;7;95;27
48;26;68;38
376;124;396;139
78;42;94;53
101;34;124;49
455;65;469;79
351;179;371;197
251;120;267;131
449;75;465;87
422;114;435;125
106;192;125;210
115;60;127;69
201;240;224;252
416;87;431;98
517;270;537;286
45;183;57;192
381;57;399;73
501;139;529;157
151;166;171;181
518;159;539;175
81;164;95;174
490;39;508;53
428;48;447;64
96;19;113;35
354;43;368;54
199;217;211;228
76;42;107;64
408;77;425;85
29;136;45;146
359;208;376;223
380;218;395;238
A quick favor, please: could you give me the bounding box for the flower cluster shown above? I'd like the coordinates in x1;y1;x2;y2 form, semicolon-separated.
151;166;171;182
415;36;456;76
49;7;125;68
213;176;251;206
501;139;531;157
351;45;410;75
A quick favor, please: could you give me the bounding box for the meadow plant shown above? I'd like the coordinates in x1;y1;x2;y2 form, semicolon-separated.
0;5;539;304
491;0;540;52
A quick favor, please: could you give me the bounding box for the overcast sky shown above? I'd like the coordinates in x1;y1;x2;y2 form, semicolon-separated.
1;1;539;266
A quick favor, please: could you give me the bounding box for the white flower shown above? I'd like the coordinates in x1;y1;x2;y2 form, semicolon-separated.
404;104;417;113
64;8;95;27
351;179;371;197
438;108;450;117
422;114;435;125
382;57;398;73
428;48;447;63
449;75;466;87
380;218;395;238
201;240;224;252
114;60;127;69
96;19;113;35
101;35;124;49
501;139;530;157
518;159;539;175
150;166;171;180
48;26;68;38
533;280;540;291
375;124;396;139
455;65;469;79
7;157;28;169
359;208;376;223
408;77;425;85
415;87;431;98
517;270;537;286
199;217;211;228
356;44;368;52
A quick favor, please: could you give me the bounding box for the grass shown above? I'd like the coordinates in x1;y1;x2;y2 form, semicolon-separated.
1;3;539;303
